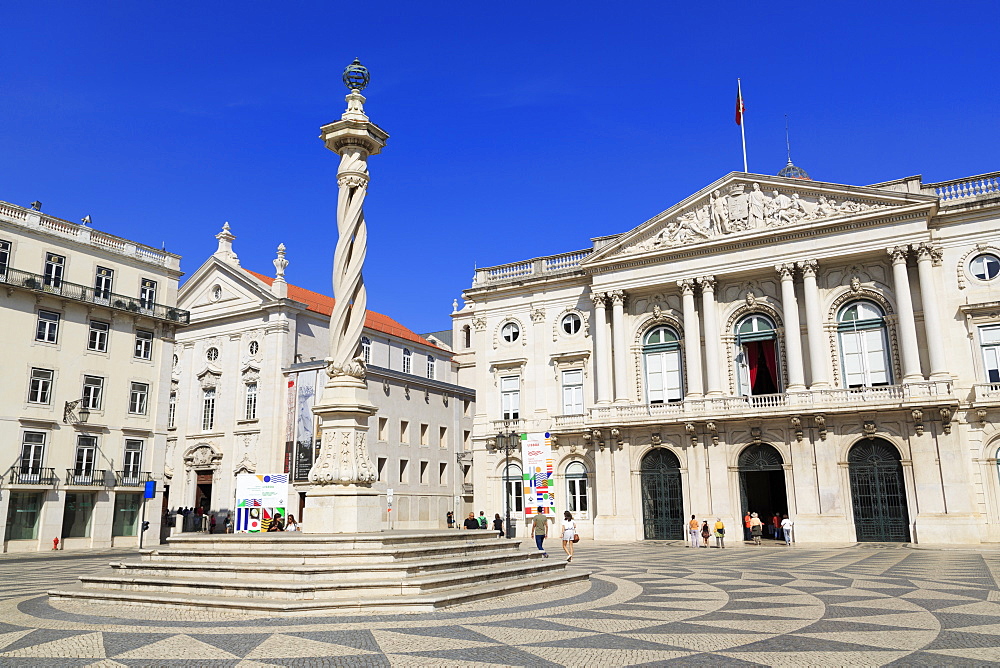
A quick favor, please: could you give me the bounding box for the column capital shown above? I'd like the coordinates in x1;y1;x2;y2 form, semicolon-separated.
677;279;696;295
914;242;944;266
797;259;819;278
591;292;608;308
888;245;910;264
609;289;627;306
775;263;796;280
696;276;716;292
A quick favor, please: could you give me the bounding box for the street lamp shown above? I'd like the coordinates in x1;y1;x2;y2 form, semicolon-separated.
497;430;519;539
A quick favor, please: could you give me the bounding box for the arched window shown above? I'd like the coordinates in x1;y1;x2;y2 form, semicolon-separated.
643;326;683;403
565;461;589;513
503;463;523;514
735;314;780;396
361;337;371;365
838;301;891;388
402;348;412;374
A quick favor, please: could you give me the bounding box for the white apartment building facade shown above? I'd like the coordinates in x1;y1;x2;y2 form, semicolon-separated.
453;168;1000;545
0;200;187;552
167;225;474;529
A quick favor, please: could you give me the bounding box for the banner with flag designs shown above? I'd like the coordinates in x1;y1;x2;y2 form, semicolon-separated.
522;432;555;516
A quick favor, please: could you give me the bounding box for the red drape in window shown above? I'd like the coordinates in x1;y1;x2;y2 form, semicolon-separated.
745;343;759;386
762;340;777;385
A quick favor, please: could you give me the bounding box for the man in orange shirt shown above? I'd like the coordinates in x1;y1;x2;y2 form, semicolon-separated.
743;512;752;541
688;515;700;548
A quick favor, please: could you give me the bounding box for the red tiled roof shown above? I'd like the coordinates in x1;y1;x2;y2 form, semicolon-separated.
245;270;443;352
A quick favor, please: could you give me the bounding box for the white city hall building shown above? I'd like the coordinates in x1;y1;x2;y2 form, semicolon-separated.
166;225;474;529
0;200;187;552
454;167;1000;545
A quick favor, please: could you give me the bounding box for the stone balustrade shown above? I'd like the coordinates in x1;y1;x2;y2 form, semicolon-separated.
928;172;1000;202
972;382;1000;404
474;249;591;286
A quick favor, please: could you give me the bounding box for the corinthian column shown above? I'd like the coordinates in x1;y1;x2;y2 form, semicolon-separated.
610;290;629;403
698;277;723;396
678;280;703;398
889;246;924;383
306;60;389;534
915;243;949;380
592;293;612;404
776;264;806;391
798;260;829;388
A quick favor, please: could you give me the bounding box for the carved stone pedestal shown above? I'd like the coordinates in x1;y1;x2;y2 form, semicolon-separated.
304;375;380;534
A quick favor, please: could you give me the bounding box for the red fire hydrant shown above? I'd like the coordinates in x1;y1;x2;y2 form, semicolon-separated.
52;537;59;550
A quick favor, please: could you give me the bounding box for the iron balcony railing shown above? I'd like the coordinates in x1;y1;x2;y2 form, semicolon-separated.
0;266;190;325
114;470;153;487
7;467;57;485
65;469;110;486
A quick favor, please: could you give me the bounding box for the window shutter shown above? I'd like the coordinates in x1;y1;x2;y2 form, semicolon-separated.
840;331;865;387
664;350;682;401
864;329;889;385
645;353;664;403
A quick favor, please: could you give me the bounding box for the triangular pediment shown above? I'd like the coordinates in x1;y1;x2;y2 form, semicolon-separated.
178;257;280;316
583;173;938;266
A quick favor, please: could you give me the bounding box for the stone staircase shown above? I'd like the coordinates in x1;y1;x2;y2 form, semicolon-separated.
47;530;588;615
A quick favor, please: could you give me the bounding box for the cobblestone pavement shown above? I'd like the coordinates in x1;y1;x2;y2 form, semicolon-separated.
1;541;1000;666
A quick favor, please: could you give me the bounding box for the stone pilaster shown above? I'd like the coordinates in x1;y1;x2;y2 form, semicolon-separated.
915;243;949;380
678;280;703;398
776;263;805;391
888;246;924;382
798;259;829;388
592;293;612;405
698;277;722;396
610;290;629;403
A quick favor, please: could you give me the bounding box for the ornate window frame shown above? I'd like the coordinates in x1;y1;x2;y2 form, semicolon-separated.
958;244;1000;289
826;289;900;387
494;317;527;350
553;308;589;341
723;301;786;395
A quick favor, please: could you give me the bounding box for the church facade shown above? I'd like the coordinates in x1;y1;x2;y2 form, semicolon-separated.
452;169;1000;545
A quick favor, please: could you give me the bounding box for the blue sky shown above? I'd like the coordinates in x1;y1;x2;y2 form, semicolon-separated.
2;2;998;334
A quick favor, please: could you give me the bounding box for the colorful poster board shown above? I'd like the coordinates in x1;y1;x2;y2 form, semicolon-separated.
234;474;288;532
522;432;555;516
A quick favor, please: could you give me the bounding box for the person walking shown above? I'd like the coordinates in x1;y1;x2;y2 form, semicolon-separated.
463;512;479;529
700;520;711;547
492;513;504;538
749;512;763;545
224;513;232;533
478;511;489;529
743;511;752;541
771;513;781;541
688;515;700;548
781;514;793;545
714;518;726;549
530;507;551;557
561;511;577;562
446;510;455;529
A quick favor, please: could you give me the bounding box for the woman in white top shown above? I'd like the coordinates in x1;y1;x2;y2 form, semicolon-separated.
285;515;300;532
561;511;577;562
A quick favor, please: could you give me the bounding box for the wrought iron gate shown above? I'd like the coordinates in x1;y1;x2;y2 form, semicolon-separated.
640;449;683;540
849;439;910;542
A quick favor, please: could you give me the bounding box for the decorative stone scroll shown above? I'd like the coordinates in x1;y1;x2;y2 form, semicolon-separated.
622;182;893;255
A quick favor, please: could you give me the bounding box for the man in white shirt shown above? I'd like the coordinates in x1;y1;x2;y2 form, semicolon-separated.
780;515;793;545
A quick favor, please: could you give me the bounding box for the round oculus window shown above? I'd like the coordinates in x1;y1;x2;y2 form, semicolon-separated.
501;322;520;343
212;285;222;301
561;313;582;335
249;341;259;356
970;253;1000;281
206;347;219;361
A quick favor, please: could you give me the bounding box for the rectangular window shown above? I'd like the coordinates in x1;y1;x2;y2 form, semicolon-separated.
378;417;388;441
361;338;371;365
400;420;410;443
427;356;435;380
168;391;177;429
646;351;682;403
439;462;447;485
568;478;589;513
0;239;10;276
244;382;258;420
134;330;153;360
112;493;141;537
129;382;149;415
981;326;1000;383
20;432;45;476
4;492;43;541
463;430;471;452
377;457;387;482
463;399;471;416
139;279;157;309
562;369;585;414
501;376;520;420
420;423;428;446
43;252;64;289
62;493;95;538
28;368;53;404
74;435;97;475
399;459;408;483
202;388;216;430
402;350;412;374
439;426;448;449
88;320;109;352
123;439;143;474
36;310;60;343
94;266;114;300
419;460;428;484
82;376;104;410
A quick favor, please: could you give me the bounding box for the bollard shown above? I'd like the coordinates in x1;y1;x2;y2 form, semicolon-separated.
52;537;59;550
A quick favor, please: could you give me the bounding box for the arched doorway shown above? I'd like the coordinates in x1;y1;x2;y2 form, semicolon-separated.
849;439;910;542
738;444;788;529
640;449;683;540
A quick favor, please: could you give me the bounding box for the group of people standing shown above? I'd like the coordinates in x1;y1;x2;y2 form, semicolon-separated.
686;512;793;548
688;516;727;548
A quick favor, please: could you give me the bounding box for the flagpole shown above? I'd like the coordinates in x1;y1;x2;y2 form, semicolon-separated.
738;78;748;173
